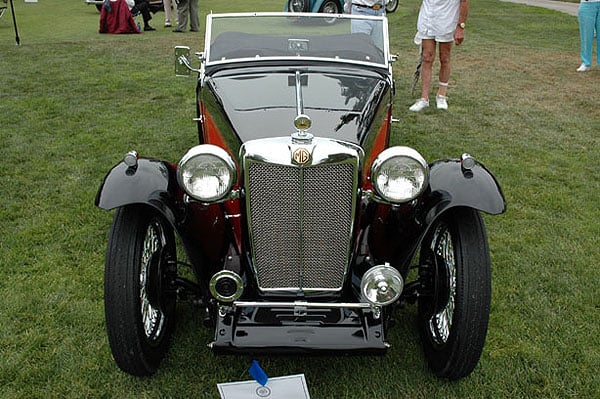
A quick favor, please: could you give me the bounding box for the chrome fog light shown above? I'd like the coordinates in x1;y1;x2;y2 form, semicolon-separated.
371;147;428;203
361;264;404;306
209;270;244;302
178;145;236;202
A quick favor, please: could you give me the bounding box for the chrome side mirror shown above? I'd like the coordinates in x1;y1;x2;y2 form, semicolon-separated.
175;46;192;77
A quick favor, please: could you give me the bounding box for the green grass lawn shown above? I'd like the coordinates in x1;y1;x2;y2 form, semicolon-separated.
1;0;598;398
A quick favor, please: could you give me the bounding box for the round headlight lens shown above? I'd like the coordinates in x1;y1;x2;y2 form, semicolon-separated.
178;145;236;202
371;147;428;203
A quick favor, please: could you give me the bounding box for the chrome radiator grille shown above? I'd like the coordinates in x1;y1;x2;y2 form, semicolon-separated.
245;158;358;292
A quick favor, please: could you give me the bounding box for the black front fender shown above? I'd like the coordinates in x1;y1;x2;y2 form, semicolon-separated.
95;159;180;225
422;159;506;225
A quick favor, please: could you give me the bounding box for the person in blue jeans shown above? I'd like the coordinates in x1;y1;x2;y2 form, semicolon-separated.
577;0;600;72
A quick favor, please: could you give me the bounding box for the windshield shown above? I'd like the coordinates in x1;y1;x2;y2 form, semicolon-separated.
205;13;389;68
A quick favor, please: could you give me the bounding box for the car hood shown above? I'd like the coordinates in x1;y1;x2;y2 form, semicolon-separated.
204;66;391;146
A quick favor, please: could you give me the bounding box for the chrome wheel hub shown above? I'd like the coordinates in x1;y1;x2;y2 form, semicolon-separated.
322;3;337;13
428;224;456;345
140;221;165;342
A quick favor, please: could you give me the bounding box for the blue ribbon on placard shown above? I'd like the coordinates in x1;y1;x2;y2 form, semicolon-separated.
248;360;269;386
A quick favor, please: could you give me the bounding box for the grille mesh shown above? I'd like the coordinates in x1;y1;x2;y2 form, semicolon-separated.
247;162;355;291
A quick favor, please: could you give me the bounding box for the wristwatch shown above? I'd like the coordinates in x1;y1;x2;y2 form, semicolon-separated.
458;22;466;29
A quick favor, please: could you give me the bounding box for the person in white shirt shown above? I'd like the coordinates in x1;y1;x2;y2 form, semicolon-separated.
409;0;469;112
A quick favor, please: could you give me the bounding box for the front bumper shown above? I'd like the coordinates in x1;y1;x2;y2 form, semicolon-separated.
211;301;389;354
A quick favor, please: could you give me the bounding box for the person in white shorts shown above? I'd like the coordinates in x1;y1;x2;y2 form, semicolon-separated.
409;0;470;112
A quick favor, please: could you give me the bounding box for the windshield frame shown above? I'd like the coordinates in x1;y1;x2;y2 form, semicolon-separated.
204;12;390;71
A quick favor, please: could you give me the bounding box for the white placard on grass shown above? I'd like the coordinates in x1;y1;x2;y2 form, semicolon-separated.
218;374;310;399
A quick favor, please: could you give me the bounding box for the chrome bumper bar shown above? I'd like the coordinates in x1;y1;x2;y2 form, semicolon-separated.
234;300;376;309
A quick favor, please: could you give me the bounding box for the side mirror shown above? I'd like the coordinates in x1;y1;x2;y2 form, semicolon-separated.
175;46;191;77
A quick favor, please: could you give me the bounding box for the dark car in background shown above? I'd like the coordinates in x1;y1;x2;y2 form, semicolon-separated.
96;11;505;380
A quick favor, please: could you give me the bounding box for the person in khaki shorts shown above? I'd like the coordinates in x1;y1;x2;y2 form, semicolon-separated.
409;0;470;112
172;0;199;33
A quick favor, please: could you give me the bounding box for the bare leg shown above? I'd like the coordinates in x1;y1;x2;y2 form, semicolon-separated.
420;39;436;100
437;42;453;97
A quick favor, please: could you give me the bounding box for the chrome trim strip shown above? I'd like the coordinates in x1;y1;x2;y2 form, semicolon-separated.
233;301;375;310
206;56;388;71
208;11;385;19
257;286;341;293
241;137;363;168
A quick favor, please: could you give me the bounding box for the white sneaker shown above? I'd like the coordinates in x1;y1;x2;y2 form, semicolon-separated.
409;98;429;112
576;63;590;72
436;95;448;110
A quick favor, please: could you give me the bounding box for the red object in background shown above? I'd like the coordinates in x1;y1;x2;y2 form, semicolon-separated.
99;0;140;34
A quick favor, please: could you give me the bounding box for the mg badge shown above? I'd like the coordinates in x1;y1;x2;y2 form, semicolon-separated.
292;147;311;164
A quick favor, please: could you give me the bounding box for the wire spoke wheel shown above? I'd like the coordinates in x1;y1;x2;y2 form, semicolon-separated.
319;0;341;24
427;225;456;346
385;0;399;13
104;205;177;376
418;208;492;380
321;0;340;14
140;221;167;342
288;0;309;12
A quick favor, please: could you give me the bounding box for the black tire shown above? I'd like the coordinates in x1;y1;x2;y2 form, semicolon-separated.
104;205;177;376
418;207;491;380
385;0;399;13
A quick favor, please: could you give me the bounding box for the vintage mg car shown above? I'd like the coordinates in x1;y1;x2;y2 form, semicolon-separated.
95;12;505;379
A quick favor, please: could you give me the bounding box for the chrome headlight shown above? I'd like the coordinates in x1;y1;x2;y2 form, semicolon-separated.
177;145;236;202
371;147;428;203
361;264;404;306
